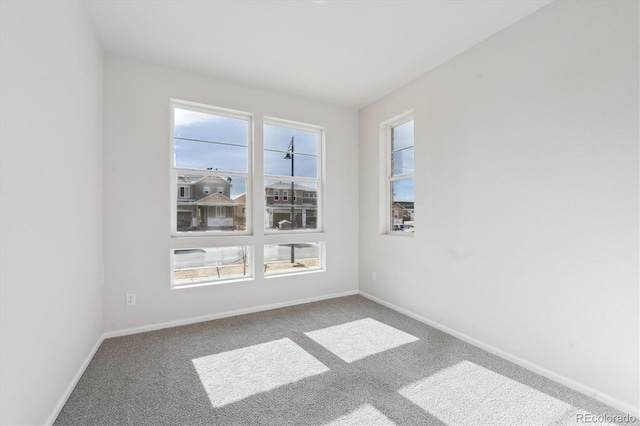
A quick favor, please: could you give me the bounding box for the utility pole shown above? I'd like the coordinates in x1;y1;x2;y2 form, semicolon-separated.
284;137;295;264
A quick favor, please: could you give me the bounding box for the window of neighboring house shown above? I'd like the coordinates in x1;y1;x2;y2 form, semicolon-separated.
170;100;252;288
179;186;190;198
283;191;289;201
217;187;224;194
384;113;414;235
293;191;297;202
274;190;280;201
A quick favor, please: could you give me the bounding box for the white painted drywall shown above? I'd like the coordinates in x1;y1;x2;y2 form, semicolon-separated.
102;54;359;332
0;1;104;424
359;0;638;413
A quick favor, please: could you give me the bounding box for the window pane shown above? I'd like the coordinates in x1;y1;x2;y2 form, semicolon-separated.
392;146;414;176
264;242;321;275
175;138;247;173
264;150;317;178
174;108;248;172
264;124;318;156
265;180;318;230
391;178;414;232
392;120;413;151
177;174;247;232
264;123;318;178
173;246;251;286
174;108;248;146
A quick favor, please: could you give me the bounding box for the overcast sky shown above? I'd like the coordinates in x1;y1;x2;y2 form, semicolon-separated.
174;108;414;202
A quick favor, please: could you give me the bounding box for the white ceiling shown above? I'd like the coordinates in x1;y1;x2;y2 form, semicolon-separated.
83;0;552;109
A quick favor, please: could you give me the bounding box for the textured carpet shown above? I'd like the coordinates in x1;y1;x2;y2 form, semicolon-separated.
55;295;636;425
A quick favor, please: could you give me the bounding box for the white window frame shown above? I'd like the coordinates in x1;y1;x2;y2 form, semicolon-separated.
171;246;254;289
264;117;324;235
274;190;280;201
169;102;327;287
170;99;252;238
264;241;325;278
382;111;414;236
283;190;289;201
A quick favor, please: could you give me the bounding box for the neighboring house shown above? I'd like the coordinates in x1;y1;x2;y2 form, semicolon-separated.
233;193;247;230
177;175;244;231
392;202;414;230
265;181;317;229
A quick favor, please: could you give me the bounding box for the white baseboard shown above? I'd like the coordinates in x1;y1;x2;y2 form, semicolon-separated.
104;290;359;339
46;333;105;425
359;290;639;419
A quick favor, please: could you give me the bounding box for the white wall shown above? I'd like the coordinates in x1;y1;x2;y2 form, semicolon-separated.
359;0;638;414
103;54;359;332
0;1;104;424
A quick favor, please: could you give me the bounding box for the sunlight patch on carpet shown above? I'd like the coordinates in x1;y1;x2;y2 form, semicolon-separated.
398;360;610;426
305;318;419;363
192;338;329;408
325;404;396;425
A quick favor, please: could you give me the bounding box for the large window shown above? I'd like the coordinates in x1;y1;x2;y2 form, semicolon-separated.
170;101;324;288
171;102;250;235
264;119;321;232
385;114;414;234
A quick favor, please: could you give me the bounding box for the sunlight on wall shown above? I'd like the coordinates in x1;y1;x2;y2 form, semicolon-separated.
325;404;396;426
192;338;329;408
398;361;615;426
305;318;419;362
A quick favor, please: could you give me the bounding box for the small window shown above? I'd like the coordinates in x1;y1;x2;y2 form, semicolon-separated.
172;246;252;288
384;113;414;235
274;190;280;201
264;242;322;276
293;191;297;202
283;191;289;201
179;186;190;198
203;186;210;194
217;187;224;194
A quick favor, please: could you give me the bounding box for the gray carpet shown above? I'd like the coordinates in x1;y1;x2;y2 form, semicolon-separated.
55;295;636;425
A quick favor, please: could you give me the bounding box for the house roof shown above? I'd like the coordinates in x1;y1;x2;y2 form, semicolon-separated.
196;192;239;206
177;175;204;185
393;202;414;210
177;175;232;186
266;182;315;191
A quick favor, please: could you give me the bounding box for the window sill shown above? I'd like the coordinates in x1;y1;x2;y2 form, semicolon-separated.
265;268;325;279
171;276;254;290
385;231;415;237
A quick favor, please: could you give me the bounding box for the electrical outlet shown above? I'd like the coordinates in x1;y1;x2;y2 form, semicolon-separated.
126;293;136;306
372;271;377;281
